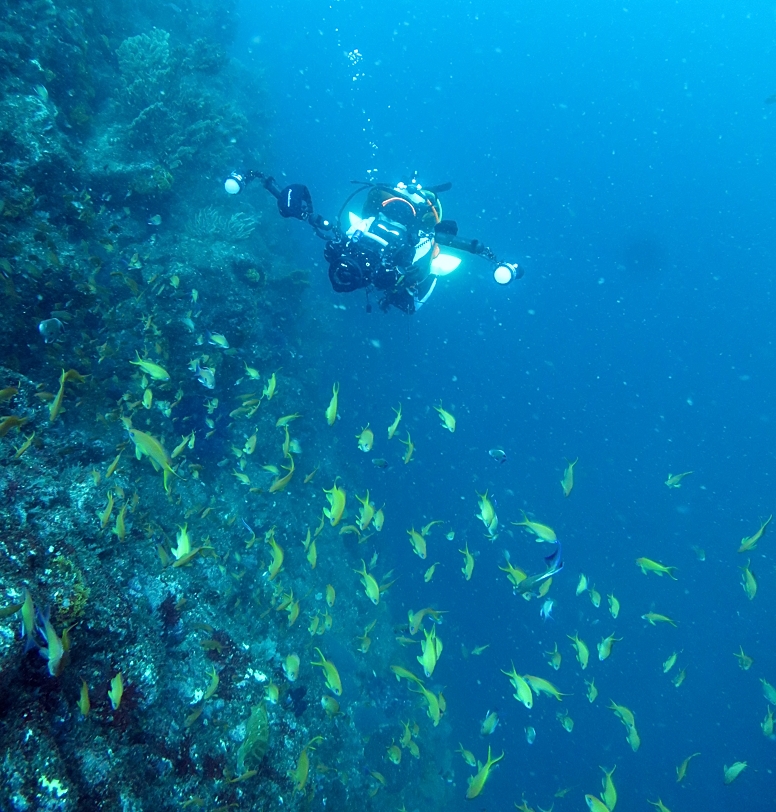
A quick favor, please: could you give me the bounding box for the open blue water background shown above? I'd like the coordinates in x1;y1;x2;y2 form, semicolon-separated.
233;2;776;808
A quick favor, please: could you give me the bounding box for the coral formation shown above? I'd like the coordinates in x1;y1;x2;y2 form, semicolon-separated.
0;3;447;812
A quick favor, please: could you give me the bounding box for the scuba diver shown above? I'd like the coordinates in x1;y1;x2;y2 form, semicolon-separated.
224;169;523;314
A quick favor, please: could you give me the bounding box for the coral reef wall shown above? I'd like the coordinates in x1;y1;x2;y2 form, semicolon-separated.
0;2;432;811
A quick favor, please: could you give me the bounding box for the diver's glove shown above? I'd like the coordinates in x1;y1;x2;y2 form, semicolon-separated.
277;184;314;220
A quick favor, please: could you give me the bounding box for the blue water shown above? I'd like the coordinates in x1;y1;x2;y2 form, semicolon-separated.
235;2;776;809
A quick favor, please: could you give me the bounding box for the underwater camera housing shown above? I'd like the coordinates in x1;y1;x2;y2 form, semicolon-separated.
325;239;383;292
326;210;412;293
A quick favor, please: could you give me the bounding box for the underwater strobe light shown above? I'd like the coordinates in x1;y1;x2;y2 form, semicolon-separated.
224;172;247;194
493;262;522;285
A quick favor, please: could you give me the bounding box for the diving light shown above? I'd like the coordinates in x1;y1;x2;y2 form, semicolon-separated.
430;253;462;276
224;172;246;195
493;262;521;285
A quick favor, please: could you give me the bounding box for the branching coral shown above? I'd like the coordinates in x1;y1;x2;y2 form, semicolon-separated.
186;207;257;241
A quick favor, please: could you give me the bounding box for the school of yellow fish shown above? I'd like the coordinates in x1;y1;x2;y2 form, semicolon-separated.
3;325;772;811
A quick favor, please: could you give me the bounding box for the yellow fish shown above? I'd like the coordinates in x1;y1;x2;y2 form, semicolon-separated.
585;795;610;812
421;519;443;536
523;674;569;701
306;538;317;569
557;709;573;732
417;625;443;677
568;633;589;669
723;761;747;784
265;531;284;580
323;481;346;526
456;743;476;767
171;433;193;459
608;700;636;729
665;470;692;488
387;404;402;439
373;507;385;532
501;663;533;709
647;800;671;812
407;607;446;635
390;665;421;685
512;511;556;542
410;680;443;726
407;528;427;559
104;451;122;478
130;352;170;381
476;490;498;538
460;543;474;580
243;361;260;379
282;654;300;681
597;633;622;661
740;560;757;600
311;648;342;695
289;744;312;793
99;491;114;529
465;746;504;800
208;332;229;349
608;593;620;619
78;679;90;717
499;558;527;590
600;765;616;810
738;514;772;552
676;752;700;782
354;559;380;605
321;695;339;717
112;503;127;543
269;457;294;493
126;426;178;493
48;372;68;423
356;424;374;452
560;457;578;497
262;372;277;400
585;678;598;703
480;710;499;735
355;491;375;530
663;651;679;673
760;678;776;705
275;413;302;428
325;382;339;425
386;743;401;765
434;402;456;432
424;562;440;582
399;431;414;464
642;611;678;627
636;557;678;579
671;669;686;688
13;431;35;459
108;672;123;710
546;643;561;671
761;706;774;737
734;646;753;670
